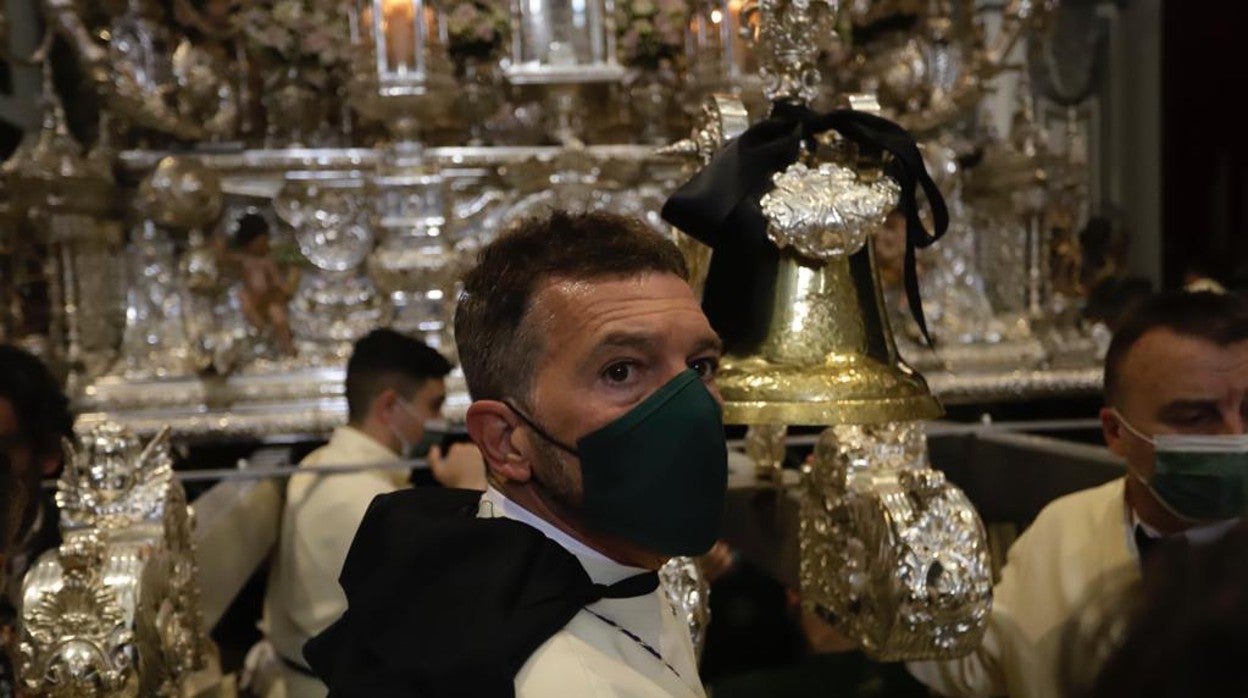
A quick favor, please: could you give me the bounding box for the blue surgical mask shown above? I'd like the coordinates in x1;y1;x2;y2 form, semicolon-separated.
1114;409;1248;522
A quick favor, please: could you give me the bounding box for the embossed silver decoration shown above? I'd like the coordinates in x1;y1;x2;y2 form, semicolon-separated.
761;162;900;259
659;94;751;164
741;0;838;104
745;423;787;481
18;532;137;697
658;556;711;659
19;423;209;695
799;423;991;660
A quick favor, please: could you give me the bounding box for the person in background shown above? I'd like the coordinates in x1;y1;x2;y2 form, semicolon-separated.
909;291;1248;697
262;328;483;697
0;345;74;695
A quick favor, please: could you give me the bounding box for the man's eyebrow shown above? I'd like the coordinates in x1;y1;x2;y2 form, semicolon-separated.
691;335;724;355
1157;399;1220;415
592;331;661;352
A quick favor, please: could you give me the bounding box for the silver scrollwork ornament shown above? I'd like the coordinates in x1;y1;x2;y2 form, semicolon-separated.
744;0;838;104
19;423;209;696
799;422;992;660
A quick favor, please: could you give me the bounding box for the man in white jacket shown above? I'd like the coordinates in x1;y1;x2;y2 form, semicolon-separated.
264;328;482;697
909;290;1248;697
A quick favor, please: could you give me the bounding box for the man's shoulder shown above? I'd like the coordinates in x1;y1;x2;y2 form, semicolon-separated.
358;487;484;524
1005;477;1128;573
516;618;673;698
1030;478;1125;532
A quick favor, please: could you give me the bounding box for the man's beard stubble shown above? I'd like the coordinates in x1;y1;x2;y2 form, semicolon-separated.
528;435;583;515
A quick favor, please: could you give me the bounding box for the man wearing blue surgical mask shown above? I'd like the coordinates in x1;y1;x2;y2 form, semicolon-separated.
909;290;1248;698
305;212;727;697
263;328;483;697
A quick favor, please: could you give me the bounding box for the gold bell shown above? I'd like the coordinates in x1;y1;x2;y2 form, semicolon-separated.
710;155;944;426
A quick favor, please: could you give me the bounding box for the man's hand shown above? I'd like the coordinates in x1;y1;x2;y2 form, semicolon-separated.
428;443;487;491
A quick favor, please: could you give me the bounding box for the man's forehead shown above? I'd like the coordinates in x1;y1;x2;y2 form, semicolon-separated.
1120;330;1248;400
529;273;712;344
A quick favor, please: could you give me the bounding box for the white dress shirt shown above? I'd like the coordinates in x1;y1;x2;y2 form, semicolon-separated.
480;487;707;698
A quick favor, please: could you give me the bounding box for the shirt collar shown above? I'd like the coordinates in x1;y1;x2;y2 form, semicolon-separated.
309;425;408;487
1125;496;1240;550
479;486;650;586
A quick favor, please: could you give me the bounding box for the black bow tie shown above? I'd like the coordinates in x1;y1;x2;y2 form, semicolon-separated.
594;572;660;600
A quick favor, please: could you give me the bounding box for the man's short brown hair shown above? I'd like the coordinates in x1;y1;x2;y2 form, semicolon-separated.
1103;290;1248;404
454;211;689;404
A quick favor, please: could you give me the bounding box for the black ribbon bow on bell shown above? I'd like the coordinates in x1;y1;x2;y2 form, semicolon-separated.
662;101;949;348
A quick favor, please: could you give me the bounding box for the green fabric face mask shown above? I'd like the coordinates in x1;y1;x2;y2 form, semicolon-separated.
1115;410;1248;522
508;370;729;556
1151;433;1248;522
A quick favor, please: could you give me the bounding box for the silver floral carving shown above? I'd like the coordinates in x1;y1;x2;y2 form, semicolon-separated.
799;422;992;660
761;162;900;260
20;423;208;695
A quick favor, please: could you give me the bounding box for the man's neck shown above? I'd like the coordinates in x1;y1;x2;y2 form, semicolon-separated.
494;480;666;570
1125;476;1195;536
352;420;401;457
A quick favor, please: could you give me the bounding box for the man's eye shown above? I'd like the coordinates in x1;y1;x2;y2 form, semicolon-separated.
690;357;720;378
603;362;636;384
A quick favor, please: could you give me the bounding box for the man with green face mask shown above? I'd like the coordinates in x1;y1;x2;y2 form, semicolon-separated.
909;290;1248;698
305;211;727;697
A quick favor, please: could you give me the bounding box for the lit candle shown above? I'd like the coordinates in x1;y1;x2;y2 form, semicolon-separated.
383;0;415;72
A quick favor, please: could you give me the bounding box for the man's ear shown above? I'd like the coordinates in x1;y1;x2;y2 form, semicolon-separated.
466;401;533;484
1100;406;1127;458
368;387;401;423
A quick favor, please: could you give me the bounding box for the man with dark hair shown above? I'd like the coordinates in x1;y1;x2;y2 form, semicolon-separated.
0;344;74;694
263;328;481;697
306;211;726;696
910;290;1248;697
